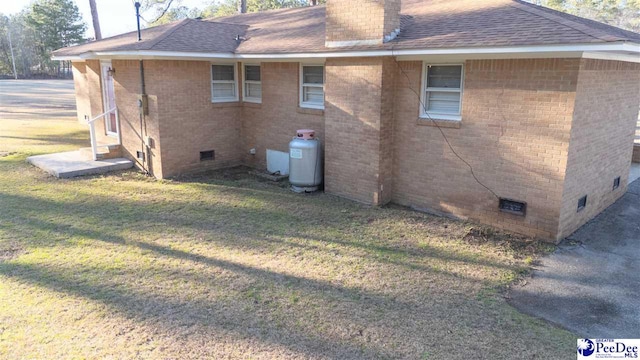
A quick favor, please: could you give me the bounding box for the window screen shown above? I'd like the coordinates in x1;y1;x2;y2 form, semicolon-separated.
211;64;237;101
243;65;262;102
422;65;463;118
301;65;324;109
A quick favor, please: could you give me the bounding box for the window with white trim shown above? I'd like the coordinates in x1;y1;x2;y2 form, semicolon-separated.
300;64;324;109
421;64;463;121
243;64;261;103
211;64;238;102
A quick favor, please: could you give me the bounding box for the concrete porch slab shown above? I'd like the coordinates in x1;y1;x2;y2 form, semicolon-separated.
27;151;133;179
629;163;640;185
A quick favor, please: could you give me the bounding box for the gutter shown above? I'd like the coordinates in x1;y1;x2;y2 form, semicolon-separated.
52;42;640;63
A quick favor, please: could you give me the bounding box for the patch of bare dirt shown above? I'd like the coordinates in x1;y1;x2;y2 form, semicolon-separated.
0;243;24;262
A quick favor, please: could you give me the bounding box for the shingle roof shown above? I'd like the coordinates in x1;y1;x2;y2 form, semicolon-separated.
390;0;640;49
53;0;640;57
53;19;248;56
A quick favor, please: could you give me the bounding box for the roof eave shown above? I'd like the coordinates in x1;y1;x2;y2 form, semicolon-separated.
51;42;640;63
51;54;85;61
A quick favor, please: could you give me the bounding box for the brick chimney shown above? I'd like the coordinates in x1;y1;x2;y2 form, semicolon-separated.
325;0;401;48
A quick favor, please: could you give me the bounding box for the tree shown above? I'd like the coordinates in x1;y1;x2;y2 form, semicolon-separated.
19;0;87;76
141;0;178;23
89;0;102;40
0;15;15;77
146;0;325;23
246;0;321;12
0;11;41;78
151;6;203;25
529;0;640;33
201;1;236;17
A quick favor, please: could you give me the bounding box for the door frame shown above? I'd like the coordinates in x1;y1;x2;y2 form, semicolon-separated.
100;60;118;137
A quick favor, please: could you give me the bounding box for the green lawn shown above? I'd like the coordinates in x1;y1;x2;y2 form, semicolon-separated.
0;117;575;359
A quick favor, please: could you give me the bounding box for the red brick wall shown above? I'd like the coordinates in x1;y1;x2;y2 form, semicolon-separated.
85;60;105;126
75;60;325;178
378;58;397;204
145;60;242;177
325;0;400;44
71;56;640;242
111;60;162;176
71;62;91;124
150;61;327;177
558;59;640;238
634;144;640;163
241;62;325;169
324;57;395;205
392;59;580;240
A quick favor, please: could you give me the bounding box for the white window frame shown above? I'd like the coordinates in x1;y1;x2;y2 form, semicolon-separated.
299;64;325;110
211;62;239;103
242;63;262;104
420;63;464;121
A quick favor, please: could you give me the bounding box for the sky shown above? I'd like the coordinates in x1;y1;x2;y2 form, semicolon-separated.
0;0;209;38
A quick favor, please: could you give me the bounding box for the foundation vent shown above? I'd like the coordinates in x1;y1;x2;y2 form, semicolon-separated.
499;198;526;216
613;176;621;190
200;150;215;161
577;195;587;212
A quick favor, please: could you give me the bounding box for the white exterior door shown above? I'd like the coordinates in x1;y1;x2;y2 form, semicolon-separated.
100;61;117;136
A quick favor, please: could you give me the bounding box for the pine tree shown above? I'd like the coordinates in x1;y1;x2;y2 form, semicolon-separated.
26;0;86;73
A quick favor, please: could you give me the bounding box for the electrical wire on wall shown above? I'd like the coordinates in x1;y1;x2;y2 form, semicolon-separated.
139;59;149;176
134;1;150;176
389;47;500;201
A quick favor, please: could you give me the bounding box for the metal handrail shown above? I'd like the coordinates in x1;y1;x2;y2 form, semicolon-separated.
88;106;117;124
86;106;121;161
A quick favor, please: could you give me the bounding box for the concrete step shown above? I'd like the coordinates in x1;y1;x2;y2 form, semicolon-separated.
27;151;134;179
79;144;123;161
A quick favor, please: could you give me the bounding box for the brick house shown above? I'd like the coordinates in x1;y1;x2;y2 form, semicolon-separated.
52;0;640;242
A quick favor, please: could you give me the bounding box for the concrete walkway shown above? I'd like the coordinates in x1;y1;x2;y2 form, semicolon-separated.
27;151;133;178
509;179;640;338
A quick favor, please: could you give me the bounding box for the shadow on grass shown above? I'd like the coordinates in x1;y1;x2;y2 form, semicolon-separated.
0;185;488;357
0;131;89;148
0;165;554;358
2;204;485;322
0;261;395;359
0;190;523;277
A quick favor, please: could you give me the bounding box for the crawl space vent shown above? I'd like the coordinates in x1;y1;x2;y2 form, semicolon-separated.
200;150;215;161
577;195;587;212
499;198;526;216
613;177;621;190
